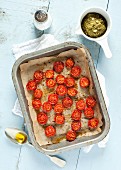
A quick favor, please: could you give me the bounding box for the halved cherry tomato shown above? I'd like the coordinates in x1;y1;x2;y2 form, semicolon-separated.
32;99;41;110
76;99;86;111
80;77;90;88
71;121;81;131
54;103;63;114
46;79;56;88
42;102;52;113
65;77;75;87
88;118;99;129
84;107;94;119
48;94;58;105
45;70;54;79
65;58;75;68
71;65;81;78
53;61;64;73
33;70;43;83
56;85;67;96
62;97;73;108
66;130;76;141
45;125;56;137
34;89;43;99
26;80;37;91
55;114;65;125
37;112;48;125
56;75;65;84
67;87;77;97
71;109;81;121
86;96;96;108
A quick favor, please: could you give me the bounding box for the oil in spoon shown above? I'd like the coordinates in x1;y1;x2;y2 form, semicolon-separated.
15;132;27;144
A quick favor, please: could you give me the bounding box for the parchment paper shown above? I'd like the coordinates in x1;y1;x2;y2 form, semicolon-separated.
20;47;102;146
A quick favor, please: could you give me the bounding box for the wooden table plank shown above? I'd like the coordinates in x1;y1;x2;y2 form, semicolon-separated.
0;1;49;169
76;0;121;170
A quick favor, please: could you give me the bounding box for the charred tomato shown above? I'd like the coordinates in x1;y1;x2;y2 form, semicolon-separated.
37;112;48;125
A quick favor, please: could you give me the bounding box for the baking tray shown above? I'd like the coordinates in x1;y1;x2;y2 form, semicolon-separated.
12;42;110;155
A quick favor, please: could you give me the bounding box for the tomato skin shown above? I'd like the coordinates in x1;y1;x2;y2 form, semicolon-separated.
34;89;43;99
46;79;56;88
53;61;64;73
65;77;75;87
45;70;54;79
71;121;81;131
71;109;81;121
62;97;73;108
88;118;99;129
86;96;96;108
32;99;41;110
56;75;65;84
76;99;86;111
37;112;48;125
66;130;76;141
33;70;43;83
42;102;52;113
54;103;63;114
67;88;77;97
84;107;94;119
48;94;58;105
65;58;75;68
55;114;65;124
80;77;90;88
45;125;56;137
56;85;67;97
26;80;37;91
71;65;81;78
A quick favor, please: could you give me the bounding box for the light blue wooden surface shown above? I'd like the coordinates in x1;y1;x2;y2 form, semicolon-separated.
0;0;120;169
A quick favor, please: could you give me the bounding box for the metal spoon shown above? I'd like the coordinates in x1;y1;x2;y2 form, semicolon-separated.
5;127;66;168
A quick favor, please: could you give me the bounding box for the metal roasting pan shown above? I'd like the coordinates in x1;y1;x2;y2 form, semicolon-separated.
12;42;110;155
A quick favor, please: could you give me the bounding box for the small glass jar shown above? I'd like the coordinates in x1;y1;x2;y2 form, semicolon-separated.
33;10;52;31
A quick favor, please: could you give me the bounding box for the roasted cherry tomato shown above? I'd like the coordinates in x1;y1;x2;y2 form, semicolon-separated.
54;103;63;114
62;97;73;108
88;118;99;129
56;85;67;96
71;121;81;131
45;125;56;137
65;58;75;68
65;77;75;87
37;112;48;125
56;75;65;84
67;87;77;97
42;102;52;113
33;70;43;83
76;99;86;111
80;77;90;88
84;107;94;119
66;130;76;141
53;61;64;73
34;89;43;99
46;79;56;88
32;99;41;110
71;109;81;121
86;96;96;108
48;93;58;105
71;65;81;78
45;70;54;79
26;80;37;91
55;114;65;125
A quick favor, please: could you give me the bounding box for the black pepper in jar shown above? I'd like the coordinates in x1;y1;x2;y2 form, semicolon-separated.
35;10;48;22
